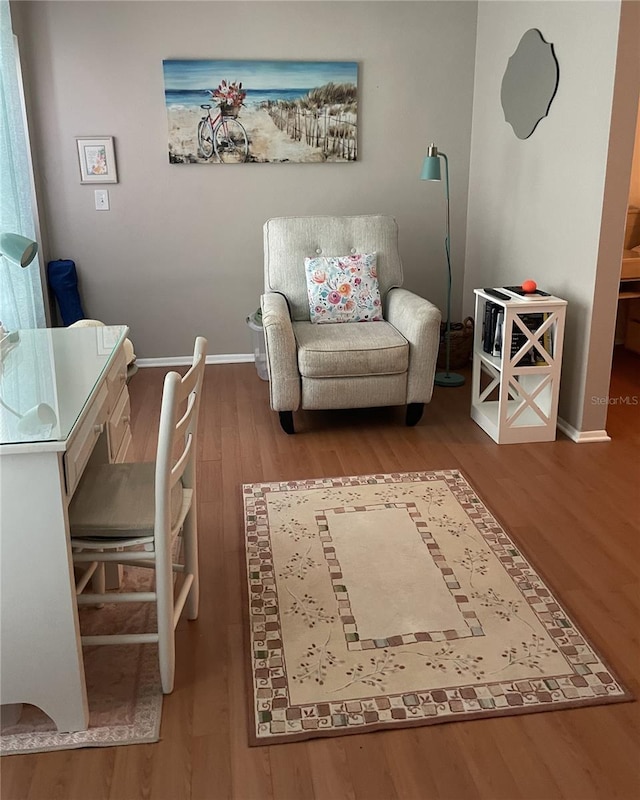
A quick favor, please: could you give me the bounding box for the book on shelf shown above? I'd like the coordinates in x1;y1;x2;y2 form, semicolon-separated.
492;309;504;357
511;312;554;365
481;303;554;364
482;301;499;354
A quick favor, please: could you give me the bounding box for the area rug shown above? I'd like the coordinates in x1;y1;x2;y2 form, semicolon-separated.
242;470;631;744
0;566;162;756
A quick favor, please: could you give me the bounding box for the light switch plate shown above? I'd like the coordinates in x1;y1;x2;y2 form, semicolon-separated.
94;189;110;211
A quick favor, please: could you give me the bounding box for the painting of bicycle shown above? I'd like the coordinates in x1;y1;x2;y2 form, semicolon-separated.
163;59;358;165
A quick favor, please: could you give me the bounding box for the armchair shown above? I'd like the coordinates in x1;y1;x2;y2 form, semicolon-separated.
261;215;441;433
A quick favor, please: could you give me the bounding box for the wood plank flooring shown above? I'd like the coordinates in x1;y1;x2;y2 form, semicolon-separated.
2;349;639;800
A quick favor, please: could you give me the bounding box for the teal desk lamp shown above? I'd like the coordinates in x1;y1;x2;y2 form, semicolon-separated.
421;143;465;387
0;233;55;434
0;396;57;435
0;232;38;268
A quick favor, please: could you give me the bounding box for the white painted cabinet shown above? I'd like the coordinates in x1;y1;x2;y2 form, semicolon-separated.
471;289;567;444
0;326;131;732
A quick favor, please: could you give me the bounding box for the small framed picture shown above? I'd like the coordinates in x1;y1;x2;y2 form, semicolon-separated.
76;136;118;183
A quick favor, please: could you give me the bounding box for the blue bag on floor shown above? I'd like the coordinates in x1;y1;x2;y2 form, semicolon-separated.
47;259;86;325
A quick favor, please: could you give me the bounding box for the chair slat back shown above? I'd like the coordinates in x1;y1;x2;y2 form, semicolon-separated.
170;427;193;487
154;337;207;543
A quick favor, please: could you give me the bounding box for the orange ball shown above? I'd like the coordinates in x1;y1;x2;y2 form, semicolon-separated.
522;279;537;293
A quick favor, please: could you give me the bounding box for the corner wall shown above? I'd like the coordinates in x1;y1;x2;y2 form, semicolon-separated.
463;0;626;435
11;0;477;359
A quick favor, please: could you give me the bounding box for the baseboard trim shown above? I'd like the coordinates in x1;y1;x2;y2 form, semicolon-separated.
557;417;611;443
136;354;254;368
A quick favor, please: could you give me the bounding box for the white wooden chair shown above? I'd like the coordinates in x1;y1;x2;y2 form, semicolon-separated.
68;336;207;693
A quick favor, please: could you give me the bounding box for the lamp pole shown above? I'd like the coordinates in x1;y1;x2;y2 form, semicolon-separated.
421;143;464;387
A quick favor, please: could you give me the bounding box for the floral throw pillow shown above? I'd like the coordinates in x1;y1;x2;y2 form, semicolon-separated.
304;252;383;324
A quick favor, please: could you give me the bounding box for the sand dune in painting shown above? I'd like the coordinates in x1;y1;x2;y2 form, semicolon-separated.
168;105;347;164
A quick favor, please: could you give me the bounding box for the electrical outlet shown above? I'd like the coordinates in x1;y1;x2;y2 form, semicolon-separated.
94;189;110;211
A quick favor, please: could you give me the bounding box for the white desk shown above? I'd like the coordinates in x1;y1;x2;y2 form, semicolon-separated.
0;326;132;732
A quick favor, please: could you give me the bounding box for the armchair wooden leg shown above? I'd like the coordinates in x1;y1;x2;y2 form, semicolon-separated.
278;411;295;434
406;403;424;426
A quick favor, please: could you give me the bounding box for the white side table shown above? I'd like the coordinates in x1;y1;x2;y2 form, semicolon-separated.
471;289;567;444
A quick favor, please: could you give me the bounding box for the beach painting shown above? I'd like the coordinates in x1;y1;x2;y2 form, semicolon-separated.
163;59;358;164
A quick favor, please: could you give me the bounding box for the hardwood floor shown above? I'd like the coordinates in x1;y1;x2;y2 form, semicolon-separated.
2;355;639;800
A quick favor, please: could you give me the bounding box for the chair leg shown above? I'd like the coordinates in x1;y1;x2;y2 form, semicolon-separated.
182;508;199;620
278;411;295;434
406;403;424;426
104;562;123;590
91;556;106;608
156;548;176;694
158;627;176;695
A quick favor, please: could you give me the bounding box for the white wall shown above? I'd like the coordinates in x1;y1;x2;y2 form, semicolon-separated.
12;0;477;359
464;0;627;433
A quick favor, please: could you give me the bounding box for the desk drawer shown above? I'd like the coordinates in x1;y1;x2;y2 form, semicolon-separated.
106;349;127;413
64;382;108;497
108;385;131;461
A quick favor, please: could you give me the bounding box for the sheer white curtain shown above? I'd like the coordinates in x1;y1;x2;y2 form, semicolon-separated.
0;0;45;330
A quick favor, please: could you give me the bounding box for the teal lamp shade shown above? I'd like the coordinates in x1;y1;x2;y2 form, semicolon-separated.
420;143;442;181
0;232;38;268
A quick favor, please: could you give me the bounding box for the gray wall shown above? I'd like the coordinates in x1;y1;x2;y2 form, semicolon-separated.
12;0;477;359
463;0;629;434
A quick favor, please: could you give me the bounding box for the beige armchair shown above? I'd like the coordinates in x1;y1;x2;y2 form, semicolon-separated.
261;215;441;433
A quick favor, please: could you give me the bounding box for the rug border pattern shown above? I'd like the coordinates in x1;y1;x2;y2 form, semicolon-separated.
243;470;633;744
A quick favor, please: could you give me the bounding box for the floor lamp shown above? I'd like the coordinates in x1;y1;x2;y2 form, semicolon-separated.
421;143;465;387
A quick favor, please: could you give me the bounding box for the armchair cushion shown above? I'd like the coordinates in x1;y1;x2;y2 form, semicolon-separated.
304;252;383;324
293;320;408;378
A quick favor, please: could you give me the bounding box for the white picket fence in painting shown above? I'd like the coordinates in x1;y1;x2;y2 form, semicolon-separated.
267;105;357;161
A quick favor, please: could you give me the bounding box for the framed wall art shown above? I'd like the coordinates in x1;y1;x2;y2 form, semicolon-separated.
162;59;358;165
76;137;118;183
